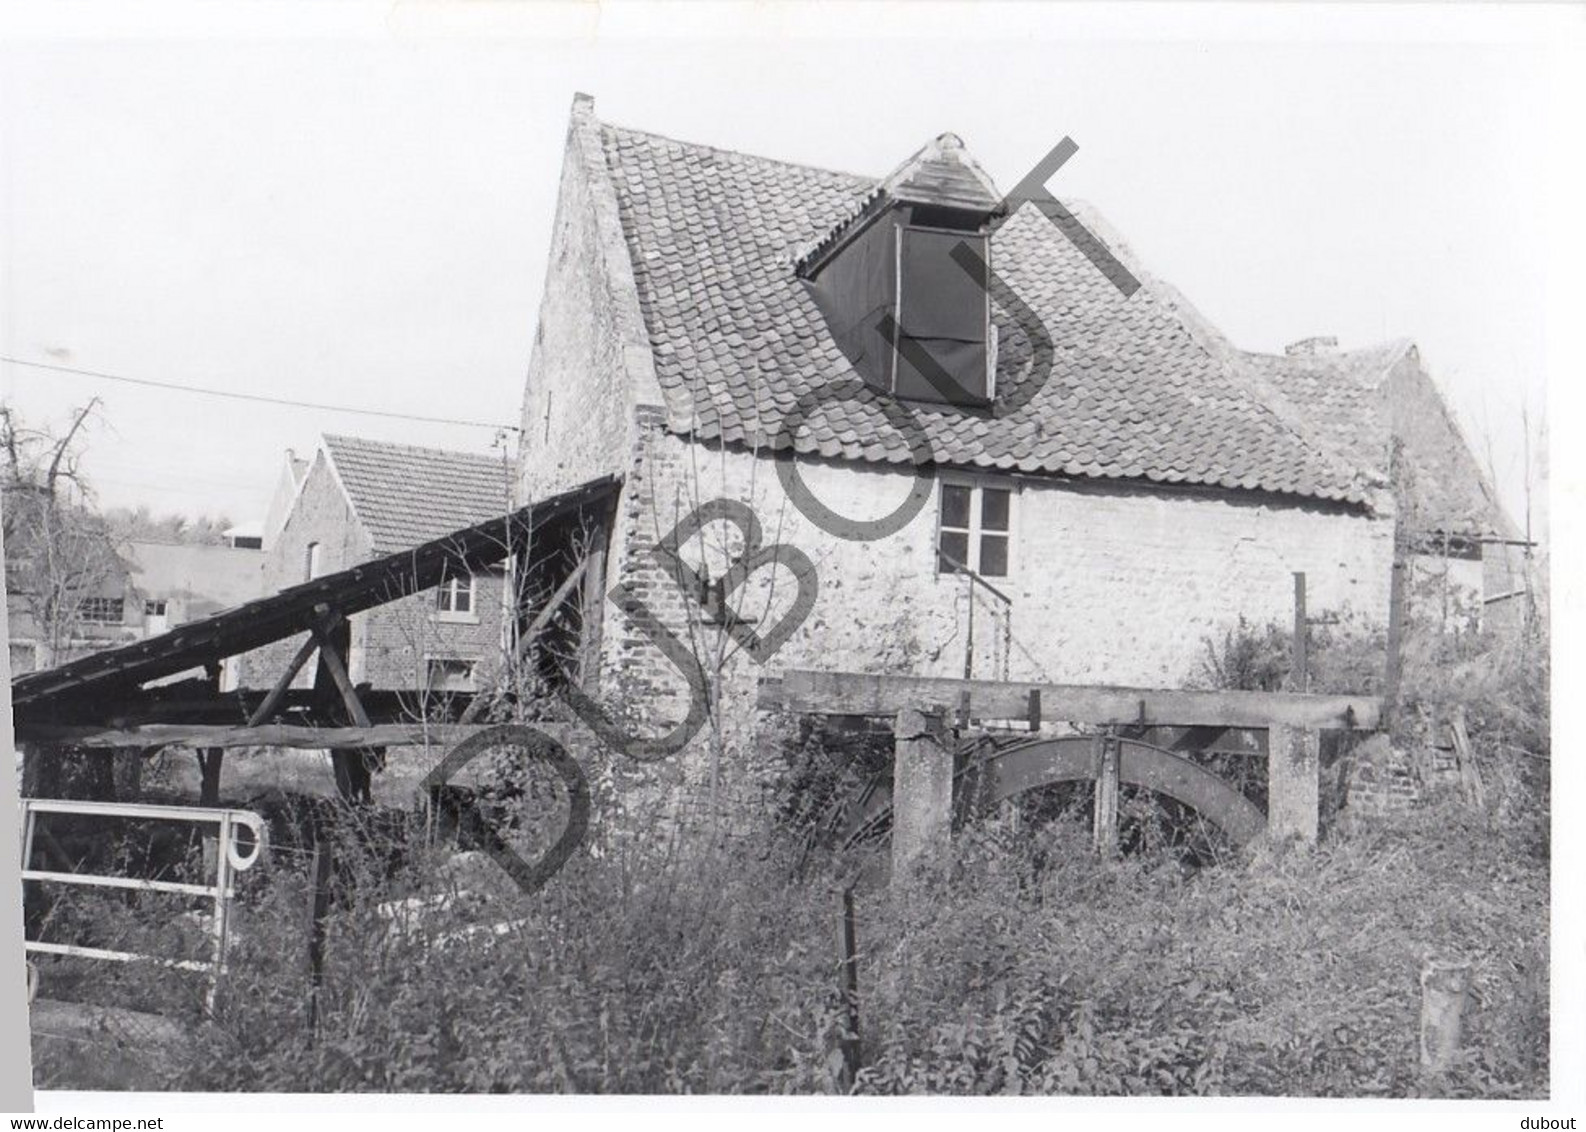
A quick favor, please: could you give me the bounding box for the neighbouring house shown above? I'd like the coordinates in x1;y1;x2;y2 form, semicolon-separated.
223;521;266;550
509;95;1518;815
1176;314;1528;630
239;434;516;703
6;537;264;682
261;448;312;551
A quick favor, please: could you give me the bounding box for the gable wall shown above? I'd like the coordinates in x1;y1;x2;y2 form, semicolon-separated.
517;109;660;507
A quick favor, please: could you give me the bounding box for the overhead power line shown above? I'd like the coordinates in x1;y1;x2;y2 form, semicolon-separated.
0;355;523;432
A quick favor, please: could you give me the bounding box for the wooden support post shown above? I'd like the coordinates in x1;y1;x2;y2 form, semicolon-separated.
305;836;334;1038
311;613;376;805
313;622;371;729
1449;706;1487;810
891;707;952;878
111;749;144;802
1267;722;1321;845
516;556;591;665
837;885;861;1091
197;748;223;807
578;517;608;690
1092;731;1121;855
459;555;594;726
1291;572;1309;692
1384;550;1409;728
1419;959;1471;1074
22;742;61;799
248;633;320;727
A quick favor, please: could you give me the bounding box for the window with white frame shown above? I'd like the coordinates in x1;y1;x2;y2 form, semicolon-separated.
79;597;125;625
435;572;475;619
936;482;1011;578
304;541;322;582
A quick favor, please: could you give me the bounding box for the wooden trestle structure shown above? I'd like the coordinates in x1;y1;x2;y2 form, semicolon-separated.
759;668;1385;868
12;477;617;805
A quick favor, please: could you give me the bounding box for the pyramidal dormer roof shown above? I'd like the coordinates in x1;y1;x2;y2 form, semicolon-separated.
794;133;1003;276
881;132;1003;212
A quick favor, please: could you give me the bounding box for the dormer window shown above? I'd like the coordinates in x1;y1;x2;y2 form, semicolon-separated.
891;223;992;406
798;133;1002;413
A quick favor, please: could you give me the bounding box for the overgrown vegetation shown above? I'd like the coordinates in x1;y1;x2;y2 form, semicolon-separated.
26;508;1549;1096
30;774;1546;1096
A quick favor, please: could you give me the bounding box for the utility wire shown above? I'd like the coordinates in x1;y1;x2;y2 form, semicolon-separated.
1;355;523;432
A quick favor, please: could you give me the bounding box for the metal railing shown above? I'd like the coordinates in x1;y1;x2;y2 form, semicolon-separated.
20;798;268;1013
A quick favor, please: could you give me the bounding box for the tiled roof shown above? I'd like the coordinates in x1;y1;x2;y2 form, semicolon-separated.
595;118;1371;506
1245;343;1511;537
323;435;513;554
1240;342;1407;481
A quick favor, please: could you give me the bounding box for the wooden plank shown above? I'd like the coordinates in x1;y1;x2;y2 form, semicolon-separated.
759;670;1380;730
20;722;575;750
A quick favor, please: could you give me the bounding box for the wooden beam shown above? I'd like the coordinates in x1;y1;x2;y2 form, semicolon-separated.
516;556;590;662
246;633;319;727
311;616;371;729
458;555;593;726
578;520;608;690
759;670;1380;730
21;721;575;750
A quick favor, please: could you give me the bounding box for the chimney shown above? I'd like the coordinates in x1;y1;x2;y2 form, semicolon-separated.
1285;336;1339;357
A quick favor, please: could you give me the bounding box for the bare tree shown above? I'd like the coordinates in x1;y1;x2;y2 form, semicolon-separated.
1;400;125;669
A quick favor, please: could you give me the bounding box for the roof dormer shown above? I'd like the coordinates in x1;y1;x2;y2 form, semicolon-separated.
798;134;1003;410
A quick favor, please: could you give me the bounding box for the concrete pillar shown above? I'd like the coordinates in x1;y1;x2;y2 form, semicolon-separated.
1267;722;1320;844
892;707;952;877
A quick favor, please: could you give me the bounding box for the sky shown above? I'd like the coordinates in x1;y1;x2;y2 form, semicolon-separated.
0;3;1574;539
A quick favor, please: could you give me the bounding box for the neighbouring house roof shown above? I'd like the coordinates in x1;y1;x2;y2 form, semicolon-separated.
1239;341;1409;487
1243;342;1513;538
322;434;513;554
589;106;1372;506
